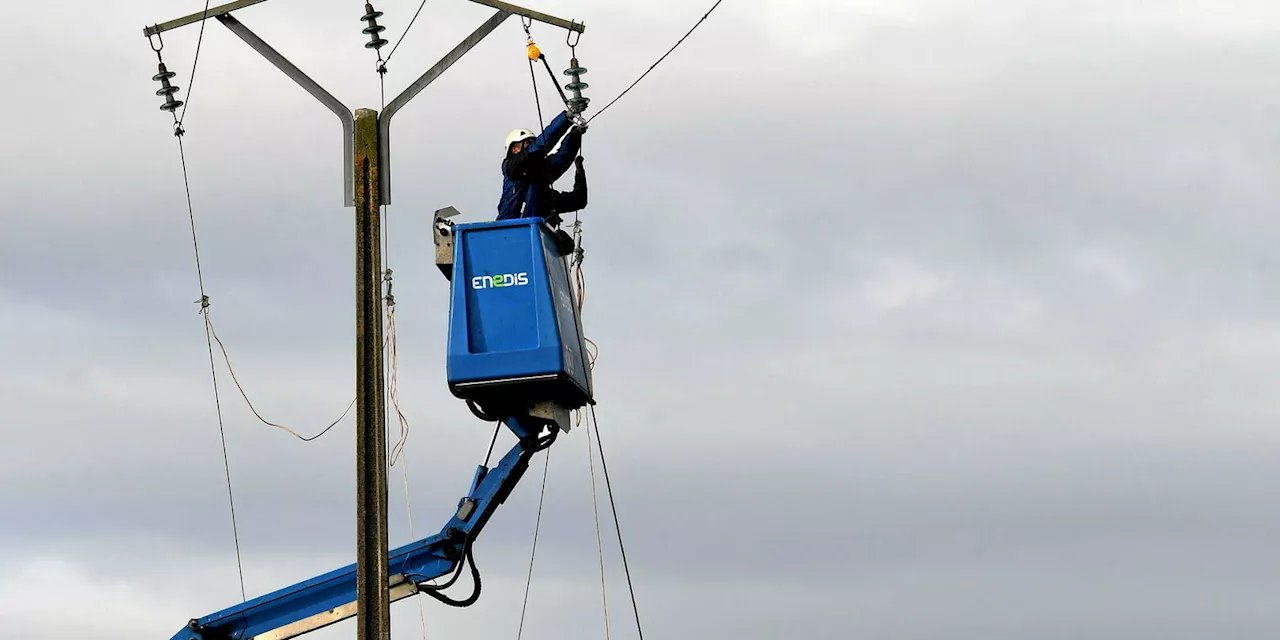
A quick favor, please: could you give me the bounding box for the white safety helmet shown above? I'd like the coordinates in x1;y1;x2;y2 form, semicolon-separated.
505;128;535;150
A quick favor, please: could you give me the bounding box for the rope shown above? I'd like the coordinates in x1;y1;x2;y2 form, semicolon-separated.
586;413;612;639
394;407;428;640
386;302;411;465
174;131;247;603
590;405;645;639
384;283;425;637
588;0;727;124
516;447;553;640
569;218;597;428
571;233;599;371
207;317;356;442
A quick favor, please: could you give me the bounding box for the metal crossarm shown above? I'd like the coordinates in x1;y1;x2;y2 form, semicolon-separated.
143;0;272;37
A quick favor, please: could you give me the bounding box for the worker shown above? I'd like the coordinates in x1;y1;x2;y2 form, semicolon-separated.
497;110;589;253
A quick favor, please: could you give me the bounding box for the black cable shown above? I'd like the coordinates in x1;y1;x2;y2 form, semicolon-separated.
585;411;612;639
588;0;726;124
176;133;247;603
538;55;571;107
177;0;213;127
589;404;644;639
516;447;553;639
468;398;498;423
418;544;482;607
416;427;550;609
424;545;470;591
528;57;545;132
536;427;558;451
417;523;482;593
384;0;430;66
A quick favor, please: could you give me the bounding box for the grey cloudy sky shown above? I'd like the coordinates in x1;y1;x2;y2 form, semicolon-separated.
3;0;1280;638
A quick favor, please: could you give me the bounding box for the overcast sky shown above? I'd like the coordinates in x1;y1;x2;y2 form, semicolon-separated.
3;0;1280;638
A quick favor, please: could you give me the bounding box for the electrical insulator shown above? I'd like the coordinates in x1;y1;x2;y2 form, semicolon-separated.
563;58;590;113
153;62;184;113
361;3;388;50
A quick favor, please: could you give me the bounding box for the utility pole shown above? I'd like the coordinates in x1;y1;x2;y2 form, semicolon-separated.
352;107;390;639
143;3;585;640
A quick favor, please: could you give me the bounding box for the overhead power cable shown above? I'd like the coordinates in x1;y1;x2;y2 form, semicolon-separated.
177;0;213;127
384;0;431;66
588;0;727;124
586;413;612;640
174;130;247;604
516;447;553;640
589;404;645;640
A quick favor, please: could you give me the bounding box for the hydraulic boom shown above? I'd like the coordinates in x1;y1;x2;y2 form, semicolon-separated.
169;415;554;640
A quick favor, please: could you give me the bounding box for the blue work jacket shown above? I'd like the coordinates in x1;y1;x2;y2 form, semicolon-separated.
497;111;581;221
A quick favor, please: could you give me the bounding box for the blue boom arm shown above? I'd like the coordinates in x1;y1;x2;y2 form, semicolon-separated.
170;415;551;640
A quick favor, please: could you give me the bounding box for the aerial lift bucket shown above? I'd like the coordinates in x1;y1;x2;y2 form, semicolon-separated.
434;208;593;430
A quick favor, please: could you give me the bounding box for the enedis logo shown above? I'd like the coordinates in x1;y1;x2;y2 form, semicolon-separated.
472;273;530;290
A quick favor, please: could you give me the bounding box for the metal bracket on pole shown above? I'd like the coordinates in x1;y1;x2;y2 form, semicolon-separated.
379;9;511;204
142;0;272;37
143;0;583;207
466;0;585;33
216;15;356;207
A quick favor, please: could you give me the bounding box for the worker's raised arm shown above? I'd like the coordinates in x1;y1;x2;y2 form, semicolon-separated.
529;111;573;155
547;122;584;181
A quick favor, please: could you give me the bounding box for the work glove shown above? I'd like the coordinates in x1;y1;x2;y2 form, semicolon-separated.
568;112;588;130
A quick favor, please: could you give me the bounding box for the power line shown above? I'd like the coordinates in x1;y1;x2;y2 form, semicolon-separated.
516;447;553;640
585;414;612;640
384;0;431;66
175;131;247;603
177;0;213;127
589;404;644;640
588;0;727;124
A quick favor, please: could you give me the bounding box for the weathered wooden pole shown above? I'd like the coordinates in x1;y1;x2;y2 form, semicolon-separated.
353;107;391;640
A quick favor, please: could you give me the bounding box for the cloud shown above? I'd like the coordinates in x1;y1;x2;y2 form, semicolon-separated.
6;1;1280;638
